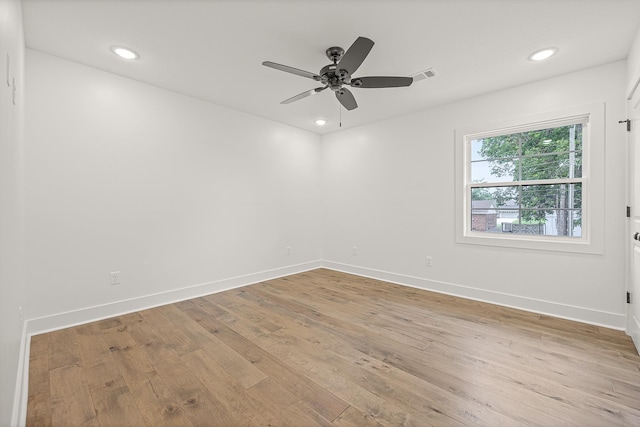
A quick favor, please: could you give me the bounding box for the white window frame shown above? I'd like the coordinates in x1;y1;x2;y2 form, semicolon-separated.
454;102;605;254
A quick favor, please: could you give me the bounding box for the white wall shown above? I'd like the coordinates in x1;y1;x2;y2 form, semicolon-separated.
0;0;26;424
25;50;322;326
627;27;640;95
322;61;628;328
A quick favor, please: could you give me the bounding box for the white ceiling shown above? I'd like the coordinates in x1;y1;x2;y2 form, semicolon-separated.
22;0;640;135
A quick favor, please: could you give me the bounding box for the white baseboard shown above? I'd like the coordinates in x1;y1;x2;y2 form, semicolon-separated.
631;314;640;355
322;261;627;330
11;321;29;427
26;260;322;336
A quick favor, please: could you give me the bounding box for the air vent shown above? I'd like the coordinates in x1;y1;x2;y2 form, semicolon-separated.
411;68;438;82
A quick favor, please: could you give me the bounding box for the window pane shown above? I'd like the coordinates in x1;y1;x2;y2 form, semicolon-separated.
471;186;517;233
471;159;516;183
520;124;582;156
520;152;582;180
520;183;582;211
470;123;583;183
470;184;581;237
471;137;518;161
471;185;518;205
501;209;582;237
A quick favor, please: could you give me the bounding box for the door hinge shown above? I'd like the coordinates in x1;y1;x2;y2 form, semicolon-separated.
627;206;631;218
628;291;631;304
619;119;631;132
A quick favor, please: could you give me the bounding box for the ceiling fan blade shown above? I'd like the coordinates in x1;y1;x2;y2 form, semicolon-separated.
337;36;374;75
351;76;413;88
336;88;358;111
281;86;327;104
262;61;321;81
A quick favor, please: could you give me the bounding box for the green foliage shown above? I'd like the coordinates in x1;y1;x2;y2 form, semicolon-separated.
471;186;494;200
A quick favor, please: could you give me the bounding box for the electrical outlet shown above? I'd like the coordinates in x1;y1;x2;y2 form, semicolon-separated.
286;246;291;256
425;256;432;267
352;246;358;256
110;271;121;286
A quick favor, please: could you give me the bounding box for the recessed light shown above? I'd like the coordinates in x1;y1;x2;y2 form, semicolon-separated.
110;46;139;60
315;119;327;126
528;48;558;61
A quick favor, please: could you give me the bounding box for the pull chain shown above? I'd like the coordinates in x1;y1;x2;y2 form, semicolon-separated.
339;103;342;127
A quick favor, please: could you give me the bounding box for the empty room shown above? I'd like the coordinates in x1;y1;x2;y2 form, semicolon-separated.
2;0;640;425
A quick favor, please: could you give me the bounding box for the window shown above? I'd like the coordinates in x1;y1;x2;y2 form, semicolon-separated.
470;119;584;237
455;103;605;253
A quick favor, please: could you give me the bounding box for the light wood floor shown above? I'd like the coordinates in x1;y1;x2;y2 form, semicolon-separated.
27;269;640;426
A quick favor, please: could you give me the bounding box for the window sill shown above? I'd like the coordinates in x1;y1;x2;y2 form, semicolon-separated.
456;231;603;254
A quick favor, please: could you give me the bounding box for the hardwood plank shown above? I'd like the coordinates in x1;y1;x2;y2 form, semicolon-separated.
332;405;385;427
181;349;276;426
75;322;147;426
204;291;284;337
126;308;249;425
29;333;49;358
89;376;146;427
178;298;351;421
75;322;123;390
142;343;239;426
47;328;81;370
103;324;197;425
106;318;195;426
128;375;195;427
104;325;193;425
49;363;98;426
106;331;156;386
246;377;333;426
26;353;51;427
153;303;269;389
137;308;200;356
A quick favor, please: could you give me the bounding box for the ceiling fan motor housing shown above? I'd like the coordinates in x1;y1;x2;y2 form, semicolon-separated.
320;61;351;91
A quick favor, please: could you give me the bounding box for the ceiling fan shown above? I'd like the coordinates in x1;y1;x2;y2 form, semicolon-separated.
262;36;413;111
